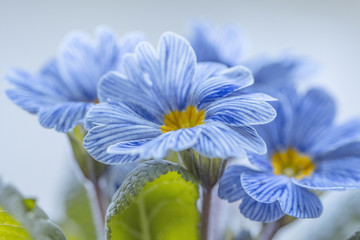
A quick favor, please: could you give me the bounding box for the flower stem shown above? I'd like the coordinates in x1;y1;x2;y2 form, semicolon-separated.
201;187;212;240
93;180;107;226
258;216;295;240
86;179;106;240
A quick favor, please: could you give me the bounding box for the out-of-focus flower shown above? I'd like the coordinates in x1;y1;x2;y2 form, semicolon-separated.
219;87;360;222
83;32;277;164
188;20;313;91
188;20;247;66
6;26;144;132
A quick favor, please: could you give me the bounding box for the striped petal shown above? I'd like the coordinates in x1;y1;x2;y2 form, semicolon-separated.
290;88;336;153
241;172;289;203
218;165;254;202
118;31;146;57
229;126;267;154
5;69;65;114
279;182;322;218
191;65;254;109
240;195;284;222
58;26;120;101
247;153;273;172
296;157;360;190
315;142;360;162
158;32;196;110
108;127;201;160
86;102;160;128
254;89;296;153
310;119;360;156
205;96;276;127
38;102;93;132
98;71;163;116
100;33;196;114
84;123;159;164
192;123;248;159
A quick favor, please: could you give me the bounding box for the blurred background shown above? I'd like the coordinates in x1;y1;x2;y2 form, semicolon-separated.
1;0;360;239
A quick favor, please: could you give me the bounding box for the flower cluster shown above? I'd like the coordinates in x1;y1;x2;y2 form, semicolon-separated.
83;32;276;164
5;21;360;240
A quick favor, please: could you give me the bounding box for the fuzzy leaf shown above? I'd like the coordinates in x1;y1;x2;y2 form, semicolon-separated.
106;160;199;240
0;180;66;240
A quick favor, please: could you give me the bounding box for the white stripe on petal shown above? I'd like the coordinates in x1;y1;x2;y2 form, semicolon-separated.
240;195;284;222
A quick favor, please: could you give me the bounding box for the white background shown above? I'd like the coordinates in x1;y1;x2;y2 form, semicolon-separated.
1;0;360;239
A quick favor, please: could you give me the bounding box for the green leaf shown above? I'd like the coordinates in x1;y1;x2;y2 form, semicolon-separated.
347;231;360;240
58;179;97;240
0;180;66;240
106;160;200;240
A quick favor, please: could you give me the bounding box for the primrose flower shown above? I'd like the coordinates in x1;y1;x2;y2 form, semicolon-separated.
83;32;277;164
188;20;247;66
6;26;144;132
219;87;360;222
188;21;312;90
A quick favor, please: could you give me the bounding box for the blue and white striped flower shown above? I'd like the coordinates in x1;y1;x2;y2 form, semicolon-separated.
219;87;360;222
6;26;144;132
188;21;312;91
83;32;277;164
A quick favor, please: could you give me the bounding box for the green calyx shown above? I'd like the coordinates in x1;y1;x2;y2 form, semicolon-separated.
179;149;227;190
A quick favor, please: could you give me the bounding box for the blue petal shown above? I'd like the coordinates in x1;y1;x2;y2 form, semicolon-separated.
5;68;66;114
194;62;227;82
84;123;158;164
247;153;273;172
205;96;277;127
191;65;254;109
240;195;284;222
98;71;163;117
108;127;202;160
241;172;289;203
188;21;246;66
58;26;120;101
218;165;254;202
296;157;360;190
157;32;196;110
38;102;93;132
245;53;314;87
315;142;360;162
188;21;219;63
229;126;267;154
216;24;247;66
192;123;247;159
279;182;322;218
290;88;336;152
118;31;146;57
86;102;160;128
100;32;196;114
254;89;296;153
84;103;161;163
310;119;360;156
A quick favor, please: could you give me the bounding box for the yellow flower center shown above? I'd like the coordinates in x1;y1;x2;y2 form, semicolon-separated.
161;106;205;133
272;148;314;179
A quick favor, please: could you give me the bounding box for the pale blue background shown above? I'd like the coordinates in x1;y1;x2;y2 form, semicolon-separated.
1;1;360;239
